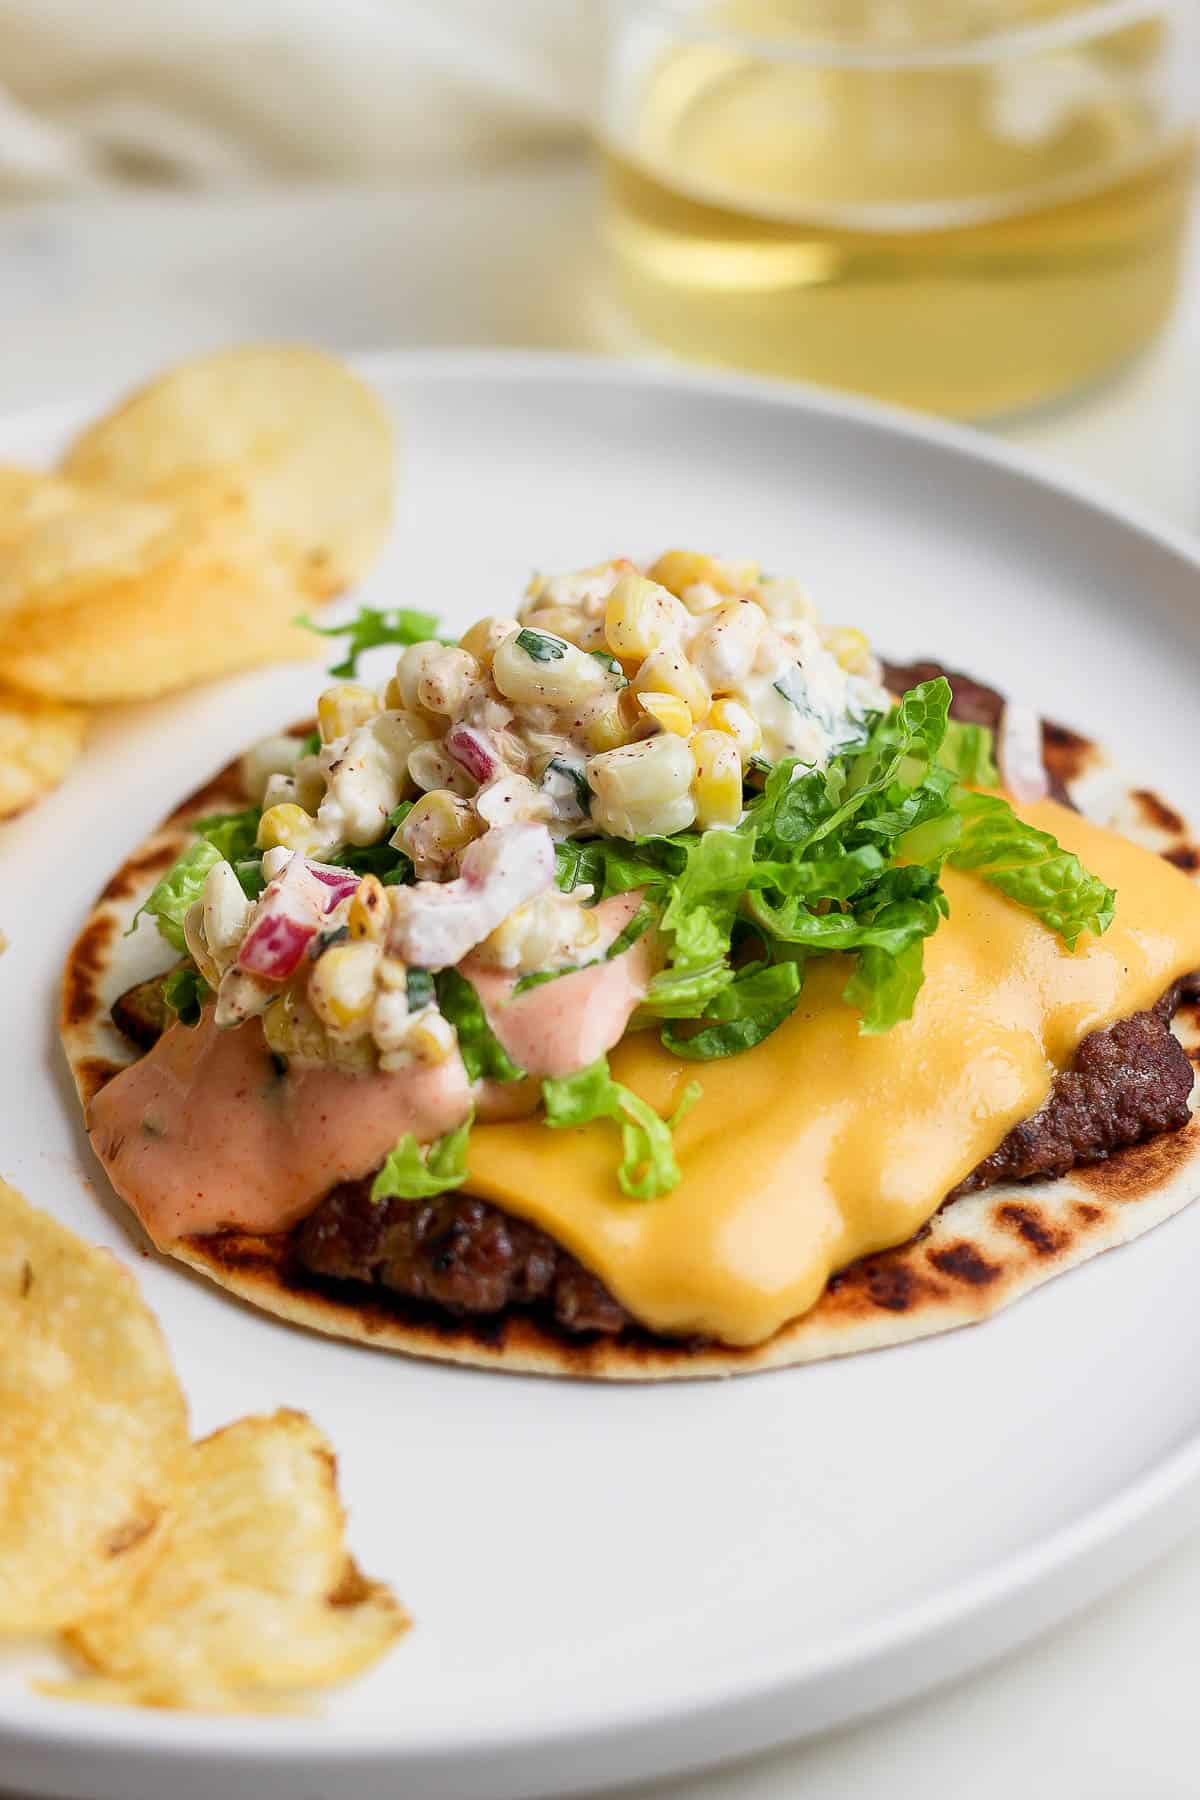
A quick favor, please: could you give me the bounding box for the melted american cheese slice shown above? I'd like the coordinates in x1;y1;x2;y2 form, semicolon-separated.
465;801;1200;1345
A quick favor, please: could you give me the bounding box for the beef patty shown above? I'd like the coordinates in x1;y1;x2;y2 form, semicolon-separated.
116;663;1199;1341
291;981;1196;1336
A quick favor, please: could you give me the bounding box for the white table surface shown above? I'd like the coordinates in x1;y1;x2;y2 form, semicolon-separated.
2;159;1199;1800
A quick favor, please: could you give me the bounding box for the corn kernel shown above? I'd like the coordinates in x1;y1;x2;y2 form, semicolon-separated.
397;788;481;877
604;574;685;663
388;642;445;713
407;740;475;798
632;648;710;717
583;696;633;753
308;941;380;1034
348;872;388;943
479;891;603;973
648;550;714;597
520;604;588;646
317;683;379;744
649;551;757;600
406;1009;457;1065
690;729;743;828
755;576;815;623
678;582;725;618
262;988;327;1061
589;732;697;839
239;733;302;806
492;629;608;708
458;615;518;667
378;954;408;992
262;986;374;1073
706;698;763;756
691;600;765;694
720;558;760;593
257;802;324;853
822;626;873;675
637;692;693;737
416;647;480;715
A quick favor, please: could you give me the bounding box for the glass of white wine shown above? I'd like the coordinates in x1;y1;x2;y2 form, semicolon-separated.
601;0;1198;416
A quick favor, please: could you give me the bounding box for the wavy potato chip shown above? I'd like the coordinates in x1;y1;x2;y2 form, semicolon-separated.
0;477;186;621
0;687;88;816
0;1180;188;1632
0;465;82;533
0;511;322;704
65;1410;407;1710
61;345;394;601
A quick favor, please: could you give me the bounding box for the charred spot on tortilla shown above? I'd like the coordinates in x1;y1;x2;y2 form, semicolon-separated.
1133;788;1186;836
831;1257;924;1316
1040;718;1100;788
926;1242;1002;1287
76;1056;125;1108
61;911;116;1032
992;1201;1066;1258
100;839;188;906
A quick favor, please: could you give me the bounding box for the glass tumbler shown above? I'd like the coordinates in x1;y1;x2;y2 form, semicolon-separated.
600;0;1198;416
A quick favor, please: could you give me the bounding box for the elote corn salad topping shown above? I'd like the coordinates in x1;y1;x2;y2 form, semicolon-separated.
134;551;1116;1201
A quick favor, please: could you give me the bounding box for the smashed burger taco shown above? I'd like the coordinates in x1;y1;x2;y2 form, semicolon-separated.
63;552;1200;1378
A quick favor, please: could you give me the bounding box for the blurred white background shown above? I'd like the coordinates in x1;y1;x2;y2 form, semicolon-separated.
0;0;601;191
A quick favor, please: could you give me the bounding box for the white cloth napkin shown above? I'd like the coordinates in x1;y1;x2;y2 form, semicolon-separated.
0;0;603;192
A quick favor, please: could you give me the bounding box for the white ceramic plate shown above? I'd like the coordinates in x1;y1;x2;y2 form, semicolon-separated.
4;352;1200;1800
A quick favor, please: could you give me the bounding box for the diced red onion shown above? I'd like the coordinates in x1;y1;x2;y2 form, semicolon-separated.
237;852;332;978
304;861;361;910
238;909;319;979
446;723;501;784
998;701;1048;805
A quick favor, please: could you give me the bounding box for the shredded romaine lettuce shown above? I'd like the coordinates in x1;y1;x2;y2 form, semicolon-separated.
940;719;999;786
370;1114;473;1202
192;806;261;864
434;969;524;1083
637;960;734;1021
947;790;1115;949
131;839;223;952
541;1057;700;1199
583;678;1112;1050
191;806;266;898
659;830;756;971
661;961;802;1059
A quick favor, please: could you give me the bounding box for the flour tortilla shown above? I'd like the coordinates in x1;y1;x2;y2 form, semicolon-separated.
61;718;1200;1381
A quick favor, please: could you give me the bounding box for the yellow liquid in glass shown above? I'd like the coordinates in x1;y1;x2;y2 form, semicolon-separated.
602;17;1195;416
